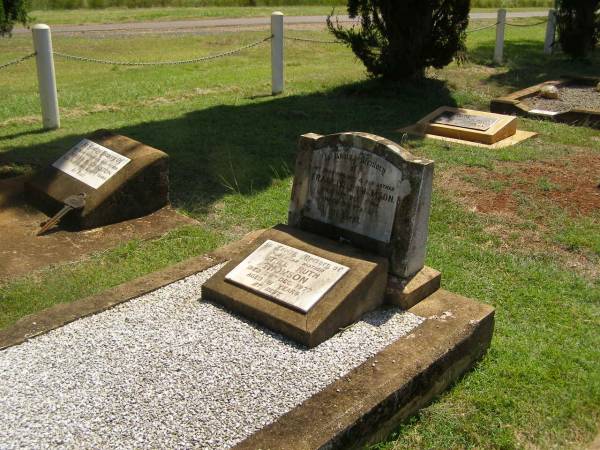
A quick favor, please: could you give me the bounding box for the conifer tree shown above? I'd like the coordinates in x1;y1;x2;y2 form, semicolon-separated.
1;0;30;36
556;0;599;58
327;0;470;79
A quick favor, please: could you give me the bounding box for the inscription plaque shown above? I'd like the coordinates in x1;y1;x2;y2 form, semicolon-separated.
303;147;410;244
225;239;349;313
52;139;131;189
432;111;499;131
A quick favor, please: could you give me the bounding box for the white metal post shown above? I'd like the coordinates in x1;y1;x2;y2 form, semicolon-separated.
493;9;506;65
32;24;60;129
544;9;556;55
271;12;284;95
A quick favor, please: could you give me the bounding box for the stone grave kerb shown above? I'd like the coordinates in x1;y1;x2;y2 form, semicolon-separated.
288;132;434;280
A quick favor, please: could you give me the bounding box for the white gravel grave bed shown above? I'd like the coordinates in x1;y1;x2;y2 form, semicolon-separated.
0;263;424;450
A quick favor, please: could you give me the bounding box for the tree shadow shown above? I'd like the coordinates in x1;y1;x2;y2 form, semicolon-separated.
0;77;455;217
469;39;599;92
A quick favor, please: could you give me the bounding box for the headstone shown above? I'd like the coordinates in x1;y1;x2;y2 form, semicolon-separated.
288;132;434;279
203;132;439;347
25;129;169;230
416;107;517;145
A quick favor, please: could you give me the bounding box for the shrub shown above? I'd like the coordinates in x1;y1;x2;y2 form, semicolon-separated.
327;0;470;80
1;0;30;36
556;0;600;58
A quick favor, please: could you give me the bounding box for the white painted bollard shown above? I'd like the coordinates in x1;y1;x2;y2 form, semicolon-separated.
493;9;506;65
32;24;60;129
271;12;284;95
544;9;556;55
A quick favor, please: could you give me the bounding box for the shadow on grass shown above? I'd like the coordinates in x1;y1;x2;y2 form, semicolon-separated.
469;39;599;91
0;77;455;217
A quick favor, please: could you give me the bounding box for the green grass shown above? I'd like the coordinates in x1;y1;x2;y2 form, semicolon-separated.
0;18;599;449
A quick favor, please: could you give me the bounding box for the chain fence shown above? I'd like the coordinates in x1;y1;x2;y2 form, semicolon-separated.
285;36;341;45
0;52;36;71
506;18;548;27
53;35;272;66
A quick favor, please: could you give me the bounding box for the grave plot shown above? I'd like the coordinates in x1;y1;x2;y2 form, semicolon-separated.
402;106;537;148
0;132;495;448
0;130;195;281
490;75;600;128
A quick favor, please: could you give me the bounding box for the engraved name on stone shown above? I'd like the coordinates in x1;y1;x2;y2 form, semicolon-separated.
303;147;410;243
433;111;499;131
52;139;131;189
225;240;349;313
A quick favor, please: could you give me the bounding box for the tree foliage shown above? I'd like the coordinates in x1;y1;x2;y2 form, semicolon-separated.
327;0;470;80
1;0;29;37
556;0;600;58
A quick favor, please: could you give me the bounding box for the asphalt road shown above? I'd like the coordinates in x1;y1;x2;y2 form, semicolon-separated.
13;10;549;35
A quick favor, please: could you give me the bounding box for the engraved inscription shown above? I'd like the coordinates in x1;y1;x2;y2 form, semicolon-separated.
52;139;131;189
432;111;499;131
303;147;409;243
225;240;349;313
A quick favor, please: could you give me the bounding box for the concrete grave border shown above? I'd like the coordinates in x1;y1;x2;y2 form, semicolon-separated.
490;75;600;129
0;230;494;449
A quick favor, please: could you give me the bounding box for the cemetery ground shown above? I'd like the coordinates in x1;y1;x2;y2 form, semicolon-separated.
1;18;599;449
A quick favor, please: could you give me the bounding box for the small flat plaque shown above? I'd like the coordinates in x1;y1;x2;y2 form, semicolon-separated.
225;239;349;313
52;139;131;189
432;111;499;131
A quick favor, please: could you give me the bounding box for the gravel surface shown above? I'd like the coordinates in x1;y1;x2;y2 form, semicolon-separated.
0;264;424;449
525;85;600;113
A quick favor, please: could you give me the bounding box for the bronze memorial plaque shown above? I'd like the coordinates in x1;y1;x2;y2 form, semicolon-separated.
432;111;499;131
225;239;349;313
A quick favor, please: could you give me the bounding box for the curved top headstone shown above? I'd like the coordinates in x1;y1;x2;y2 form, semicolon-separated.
288;132;433;279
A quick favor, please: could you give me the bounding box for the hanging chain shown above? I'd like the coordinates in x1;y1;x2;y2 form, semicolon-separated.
53;36;272;66
0;52;36;70
285;36;342;44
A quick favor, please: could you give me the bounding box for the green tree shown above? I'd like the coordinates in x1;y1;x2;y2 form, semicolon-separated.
556;0;600;58
1;0;30;37
327;0;470;80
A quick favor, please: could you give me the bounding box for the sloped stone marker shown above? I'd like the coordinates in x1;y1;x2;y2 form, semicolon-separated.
0;264;426;449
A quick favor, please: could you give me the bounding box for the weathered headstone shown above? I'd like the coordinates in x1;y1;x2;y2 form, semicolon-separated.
204;132;440;346
25;129;169;231
288;132;434;280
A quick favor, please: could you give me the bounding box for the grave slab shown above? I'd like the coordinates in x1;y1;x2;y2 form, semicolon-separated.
490;75;600;129
0;232;494;449
385;266;441;310
202;224;389;348
25;129;169;230
288;132;434;280
236;288;494;450
415;107;517;145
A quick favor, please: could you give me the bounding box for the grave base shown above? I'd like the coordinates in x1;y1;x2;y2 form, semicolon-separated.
400;125;537;149
202;224;389;348
386;266;441;310
236;288;495;450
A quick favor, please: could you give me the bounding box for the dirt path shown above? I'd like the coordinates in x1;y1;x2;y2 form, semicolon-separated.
12;11;548;35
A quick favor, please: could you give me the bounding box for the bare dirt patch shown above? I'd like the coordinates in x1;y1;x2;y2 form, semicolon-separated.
442;151;600;217
436;150;600;279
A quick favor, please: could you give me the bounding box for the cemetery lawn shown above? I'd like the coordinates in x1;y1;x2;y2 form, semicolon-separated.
1;19;598;449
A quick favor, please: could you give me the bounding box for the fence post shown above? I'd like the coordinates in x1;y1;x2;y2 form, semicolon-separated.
544;9;556;55
32;24;60;130
493;8;506;65
271;11;284;95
